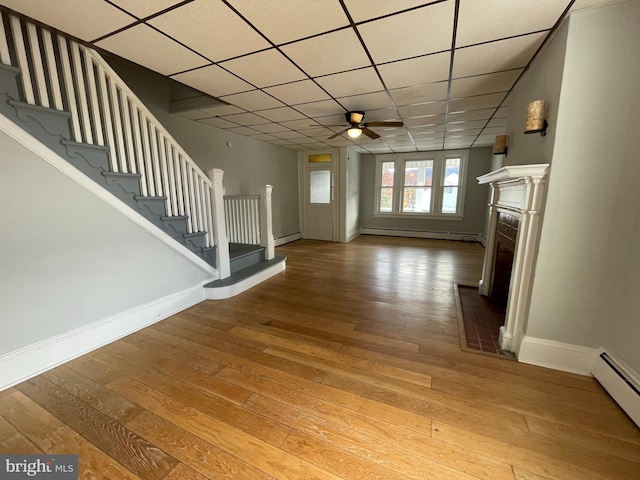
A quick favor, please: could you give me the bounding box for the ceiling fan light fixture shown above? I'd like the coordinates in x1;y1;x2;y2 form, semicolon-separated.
347;127;362;138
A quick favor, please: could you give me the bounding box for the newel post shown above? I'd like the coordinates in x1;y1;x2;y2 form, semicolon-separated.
207;168;230;279
259;185;275;260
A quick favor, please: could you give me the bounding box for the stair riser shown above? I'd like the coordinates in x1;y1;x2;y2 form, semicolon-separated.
231;250;266;274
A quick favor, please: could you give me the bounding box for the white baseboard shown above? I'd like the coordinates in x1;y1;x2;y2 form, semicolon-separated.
275;232;302;246
0;285;205;391
205;260;286;300
346;228;361;243
517;336;597;376
477;233;487;247
360;227;480;242
592;350;640;428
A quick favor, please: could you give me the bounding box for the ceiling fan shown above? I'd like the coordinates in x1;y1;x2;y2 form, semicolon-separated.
318;111;404;140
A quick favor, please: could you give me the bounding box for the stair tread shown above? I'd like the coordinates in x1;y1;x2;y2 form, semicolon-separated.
204;255;286;288
135;195;168;201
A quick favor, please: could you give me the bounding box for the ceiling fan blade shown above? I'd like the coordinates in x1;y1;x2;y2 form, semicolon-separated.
328;128;349;140
364;121;404;128
314;124;349;127
362;128;380;139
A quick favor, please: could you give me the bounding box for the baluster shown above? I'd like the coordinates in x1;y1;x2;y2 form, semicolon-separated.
57;36;81;142
197;178;206;233
11;17;35;104
193;175;203;232
140;115;155;196
158;135;173;215
252;198;259;244
42;30;63;111
120;93;137;174
0;13;10;65
96;65;118;171
167;144;181;216
204;187;213;247
81;48;104;146
242;199;248;243
70;42;93;144
174;151;185;217
26;23;48;107
130;104;147;193
149;125;163;197
181;160;193;232
187;166;198;231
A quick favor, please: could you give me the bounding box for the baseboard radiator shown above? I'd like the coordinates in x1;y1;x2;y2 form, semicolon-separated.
592;351;640;428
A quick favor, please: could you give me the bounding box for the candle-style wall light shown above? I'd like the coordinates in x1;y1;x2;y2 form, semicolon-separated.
524;100;548;136
493;134;508;155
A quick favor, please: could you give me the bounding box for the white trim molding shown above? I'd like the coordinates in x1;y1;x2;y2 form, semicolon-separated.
477;164;549;354
275;232;302;246
346;227;361;243
0;284;205;391
518;336;597;376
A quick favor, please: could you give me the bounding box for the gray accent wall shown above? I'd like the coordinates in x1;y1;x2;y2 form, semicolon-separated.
515;1;640;372
359;147;492;236
0;129;212;355
105;56;300;239
344;148;361;242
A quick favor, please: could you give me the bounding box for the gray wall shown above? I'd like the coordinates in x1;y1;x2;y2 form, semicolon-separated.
521;1;640;372
360;147;493;235
502;21;568;167
345;148;361;241
106;56;300;239
0;129;212;355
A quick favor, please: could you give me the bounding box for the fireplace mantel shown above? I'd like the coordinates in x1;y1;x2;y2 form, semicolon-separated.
477;164;549;354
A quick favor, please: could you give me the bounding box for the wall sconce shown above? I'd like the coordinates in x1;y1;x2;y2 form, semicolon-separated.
524;100;548;136
493;134;508;155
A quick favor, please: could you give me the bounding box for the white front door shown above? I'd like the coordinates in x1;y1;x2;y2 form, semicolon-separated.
303;152;336;241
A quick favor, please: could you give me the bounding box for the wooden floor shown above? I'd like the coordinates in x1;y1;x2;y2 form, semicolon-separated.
1;236;639;479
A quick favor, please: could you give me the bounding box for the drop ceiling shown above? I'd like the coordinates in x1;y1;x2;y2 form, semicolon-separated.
0;0;622;153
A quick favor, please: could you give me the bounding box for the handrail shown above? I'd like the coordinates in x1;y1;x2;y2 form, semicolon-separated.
0;11;216;250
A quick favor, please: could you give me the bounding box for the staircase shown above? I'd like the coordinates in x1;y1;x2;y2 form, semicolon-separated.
0;10;282;286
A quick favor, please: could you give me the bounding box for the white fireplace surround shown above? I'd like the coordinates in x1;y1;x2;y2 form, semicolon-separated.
477;164;549;355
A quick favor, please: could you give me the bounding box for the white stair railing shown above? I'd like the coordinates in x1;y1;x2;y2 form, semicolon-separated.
0;11;217;255
224;187;275;260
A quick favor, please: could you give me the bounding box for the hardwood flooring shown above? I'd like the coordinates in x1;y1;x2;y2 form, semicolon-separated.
1;236;639;479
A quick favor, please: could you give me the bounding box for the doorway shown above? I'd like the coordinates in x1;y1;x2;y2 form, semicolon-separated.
301;151;338;241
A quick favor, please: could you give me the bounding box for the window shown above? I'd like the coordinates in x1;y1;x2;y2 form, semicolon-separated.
375;151;467;218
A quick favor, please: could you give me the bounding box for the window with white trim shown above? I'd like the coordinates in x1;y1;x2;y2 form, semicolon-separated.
374;151;467;219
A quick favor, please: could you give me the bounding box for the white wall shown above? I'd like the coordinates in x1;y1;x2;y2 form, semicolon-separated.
0;128;212;355
344;148;361;242
522;1;640;371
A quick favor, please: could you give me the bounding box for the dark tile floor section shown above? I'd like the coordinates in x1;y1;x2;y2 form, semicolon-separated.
458;286;509;357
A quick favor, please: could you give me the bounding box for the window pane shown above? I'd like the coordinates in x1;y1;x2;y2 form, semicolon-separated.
403;187;431;213
381;162;394;187
380;187;393;212
310;170;331;203
405;160;433;187
444;158;460;186
442;186;458;213
308;153;332;163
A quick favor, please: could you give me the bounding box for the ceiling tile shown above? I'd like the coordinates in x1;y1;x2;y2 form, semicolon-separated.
198;104;244;116
198;117;239;129
250;133;280;141
148;0;270;62
447;119;489;130
278;119;319;130
449;69;522;98
449;92;508;112
257;107;306;122
108;0;185;19
281;29;371;77
481;126;508;135
398;102;447;118
344;0;435;23
220;90;285;111
494;106;509;118
486;117;508;128
453;32;546;78
378;52;451;89
338;92;394;111
363;108;401;122
389;82;449;106
96;24;208;75
172;110;212;121
358;1;455;63
225;126;261;135
447;129;483;137
251;123;291;133
265;81;332;106
315;68;384;98
313;113;348;126
227;0;349;44
302;127;335;137
447;108;496;123
404;115;445;128
220;112;270;126
220;49;306;88
273;130;307;139
171;65;252;97
456;0;569;47
409;124;446;133
1;0;135;41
